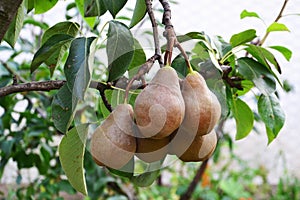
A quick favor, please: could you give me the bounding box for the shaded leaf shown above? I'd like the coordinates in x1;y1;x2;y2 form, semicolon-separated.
4;1;26;48
258;94;285;144
84;0;107;17
230;29;256;47
131;161;162;187
42;21;79;45
171;54;188;78
75;0;96;28
31;34;75;73
267;22;290;33
231;97;254;140
51;84;78;133
128;39;146;78
240;9;261;19
59;124;89;195
269;45;292;61
34;0;58;14
129;0;147;28
107;158;134;178
237;57;276;95
107;21;134;81
64;37;97;100
103;0;128;18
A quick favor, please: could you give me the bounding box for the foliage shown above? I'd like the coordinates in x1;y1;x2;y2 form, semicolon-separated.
0;0;298;198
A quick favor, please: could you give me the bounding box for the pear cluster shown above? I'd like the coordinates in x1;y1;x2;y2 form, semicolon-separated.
91;66;221;169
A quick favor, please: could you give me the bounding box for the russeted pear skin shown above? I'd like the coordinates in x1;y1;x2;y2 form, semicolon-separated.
179;130;217;162
181;71;221;137
91;104;136;169
134;66;185;139
135;136;170;163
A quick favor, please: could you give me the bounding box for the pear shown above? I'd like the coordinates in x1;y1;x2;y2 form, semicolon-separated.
90;104;136;169
181;71;221;137
179;130;217;162
134;66;185;139
135;136;170;163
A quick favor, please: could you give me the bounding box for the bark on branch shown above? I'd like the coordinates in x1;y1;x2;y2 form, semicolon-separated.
0;0;23;41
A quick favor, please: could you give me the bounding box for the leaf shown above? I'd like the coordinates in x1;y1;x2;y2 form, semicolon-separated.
107;21;134;81
230;29;256;47
131;161;162;187
171;54;188;78
84;0;107;17
59;124;89;195
107;158;134;178
42;21;80;45
258;94;285;144
51;84;78;133
75;0;96;28
64;37;97;100
240;10;261;19
231;97;254;140
267;22;290;33
34;0;58;14
128;39;146;78
129;0;147;28
269;45;292;61
23;18;49;30
31;34;75;73
237;57;276;95
103;0;128;18
4;1;26;48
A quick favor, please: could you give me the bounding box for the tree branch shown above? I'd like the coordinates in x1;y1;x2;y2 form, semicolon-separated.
0;0;23;41
259;0;289;46
180;159;209;200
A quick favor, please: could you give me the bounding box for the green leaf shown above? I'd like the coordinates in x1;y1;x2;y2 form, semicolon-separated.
171;54;188;78
267;22;290;33
34;0;58;14
51;84;78;133
128;39;146;78
23;18;49;30
237;57;276;95
31;34;75;73
131;161;162;187
103;0;128;18
42;21;80;45
4;1;26;48
269;45;292;61
258;94;285;144
59;124;89;195
107;21;134;81
230;29;256;47
129;0;147;28
107;158;134;178
75;0;96;28
84;0;107;17
231;97;254;140
240;9;261;19
64;37;97;100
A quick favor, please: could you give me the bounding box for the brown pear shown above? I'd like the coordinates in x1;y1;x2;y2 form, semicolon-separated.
181;71;221;137
135;136;170;163
90;104;136;169
179;130;217;162
134;66;185;139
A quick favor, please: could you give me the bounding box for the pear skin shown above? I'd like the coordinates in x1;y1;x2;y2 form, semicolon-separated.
179;130;217;162
134;66;185;139
181;71;221;137
91;104;136;169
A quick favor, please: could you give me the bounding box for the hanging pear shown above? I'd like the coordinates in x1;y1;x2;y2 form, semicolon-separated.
181;71;221;137
134;66;185;139
90;104;136;169
179;130;217;162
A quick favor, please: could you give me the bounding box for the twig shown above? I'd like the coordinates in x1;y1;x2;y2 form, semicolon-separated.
1;61;27;83
159;0;192;71
259;0;289;46
145;0;163;67
179;159;209;200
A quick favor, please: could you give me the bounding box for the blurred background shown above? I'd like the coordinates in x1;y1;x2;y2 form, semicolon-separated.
1;0;300;199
